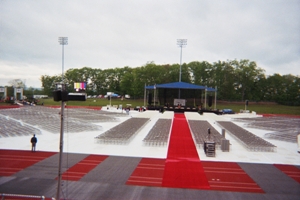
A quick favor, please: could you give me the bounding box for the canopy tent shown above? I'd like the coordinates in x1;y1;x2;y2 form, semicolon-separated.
144;82;217;109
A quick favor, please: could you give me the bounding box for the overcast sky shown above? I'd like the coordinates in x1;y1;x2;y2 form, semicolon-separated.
0;0;299;88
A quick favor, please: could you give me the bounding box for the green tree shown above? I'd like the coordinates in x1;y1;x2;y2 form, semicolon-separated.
120;67;134;96
211;61;236;100
39;60;299;106
272;74;300;105
231;59;265;101
188;61;212;86
64;67;94;93
89;68;104;95
8;79;26;88
40;75;61;96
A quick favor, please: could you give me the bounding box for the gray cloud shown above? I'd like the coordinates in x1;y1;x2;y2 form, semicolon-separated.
0;0;299;88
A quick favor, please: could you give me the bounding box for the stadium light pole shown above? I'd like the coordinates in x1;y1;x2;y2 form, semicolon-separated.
177;39;187;98
59;37;68;82
177;39;187;82
56;37;68;200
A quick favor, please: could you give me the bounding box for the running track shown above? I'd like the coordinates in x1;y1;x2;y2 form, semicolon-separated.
1;149;299;196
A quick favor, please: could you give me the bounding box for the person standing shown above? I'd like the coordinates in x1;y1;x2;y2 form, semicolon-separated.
297;133;300;153
207;128;211;141
31;134;37;152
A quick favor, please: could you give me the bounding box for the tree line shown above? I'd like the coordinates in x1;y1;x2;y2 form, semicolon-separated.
40;59;300;106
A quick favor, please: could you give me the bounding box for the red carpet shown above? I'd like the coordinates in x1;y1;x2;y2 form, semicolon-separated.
126;158;165;187
0;149;56;176
162;113;210;189
60;154;108;181
202;161;264;193
274;164;300;183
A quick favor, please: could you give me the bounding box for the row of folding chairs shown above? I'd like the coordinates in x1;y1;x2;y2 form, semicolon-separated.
0;107;102;134
217;121;276;152
188;120;223;149
236;117;299;131
265;130;298;143
95;118;150;144
143;119;172;146
0;115;41;138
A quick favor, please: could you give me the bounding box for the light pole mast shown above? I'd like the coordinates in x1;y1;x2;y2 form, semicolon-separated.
59;37;68;82
177;39;187;98
56;37;68;200
177;39;187;82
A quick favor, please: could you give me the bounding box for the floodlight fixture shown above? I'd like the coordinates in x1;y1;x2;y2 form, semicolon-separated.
177;39;187;47
58;36;68;45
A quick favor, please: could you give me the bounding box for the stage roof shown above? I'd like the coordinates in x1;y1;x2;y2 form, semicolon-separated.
145;82;216;92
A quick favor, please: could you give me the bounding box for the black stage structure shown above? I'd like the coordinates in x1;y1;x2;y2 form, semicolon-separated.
144;82;221;114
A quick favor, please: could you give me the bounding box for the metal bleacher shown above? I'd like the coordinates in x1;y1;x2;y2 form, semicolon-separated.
217;121;276;152
95;117;150;144
143;118;172;146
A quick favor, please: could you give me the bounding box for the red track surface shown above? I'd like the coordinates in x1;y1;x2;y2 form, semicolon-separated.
202;161;264;193
0;105;20;109
261;114;300;118
60;154;108;181
274;164;300;183
0;149;56;176
126;159;265;193
126;158;165;187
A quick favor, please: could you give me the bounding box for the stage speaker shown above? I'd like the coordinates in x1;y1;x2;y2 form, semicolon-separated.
208;95;213;107
148;93;152;105
245;100;249;106
53;90;69;102
68;93;86;101
53;90;62;101
61;91;68;101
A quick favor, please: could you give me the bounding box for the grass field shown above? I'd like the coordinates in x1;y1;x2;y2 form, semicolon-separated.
1;98;300;116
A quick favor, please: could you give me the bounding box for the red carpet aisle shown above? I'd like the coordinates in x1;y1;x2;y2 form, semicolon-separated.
161;113;210;189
